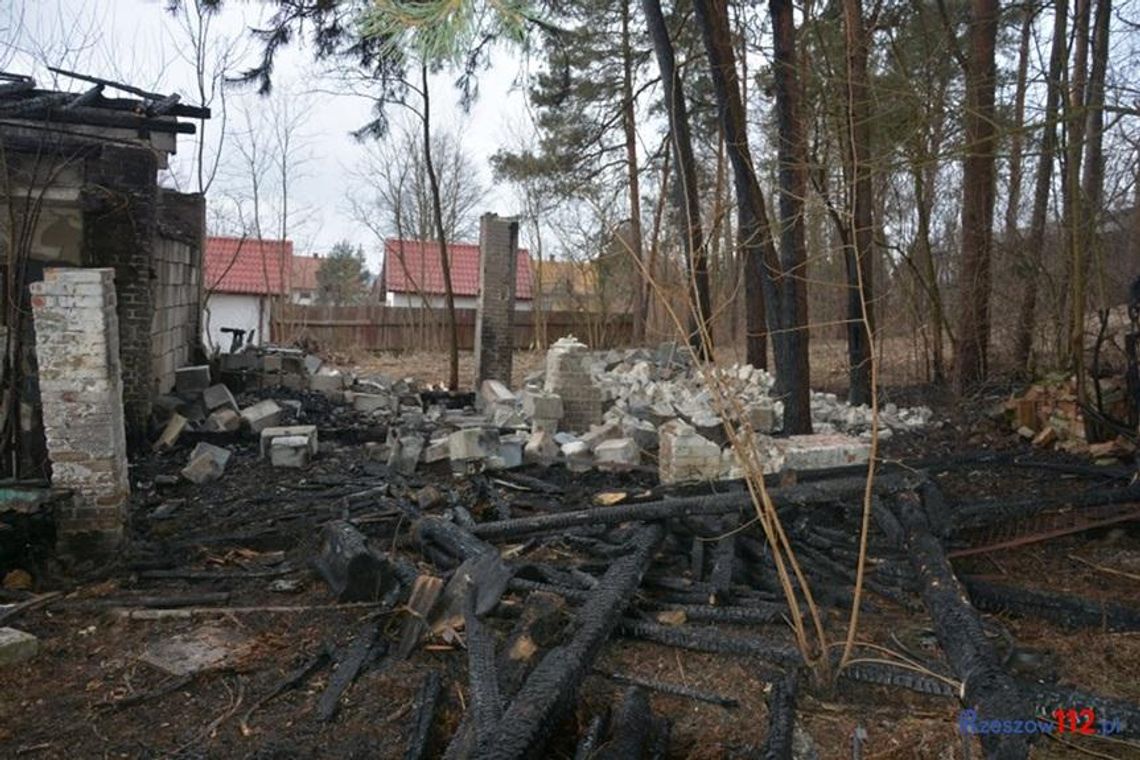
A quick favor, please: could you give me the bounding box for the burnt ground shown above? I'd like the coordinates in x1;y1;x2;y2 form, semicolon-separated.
2;378;1139;760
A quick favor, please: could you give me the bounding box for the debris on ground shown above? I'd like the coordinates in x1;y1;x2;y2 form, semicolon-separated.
3;342;1139;758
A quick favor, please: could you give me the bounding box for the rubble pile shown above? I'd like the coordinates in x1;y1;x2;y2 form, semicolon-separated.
505;337;933;482
1004;374;1136;461
154;338;935;486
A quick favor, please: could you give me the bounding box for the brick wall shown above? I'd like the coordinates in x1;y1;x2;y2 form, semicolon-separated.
29;268;129;558
82;145;158;443
474;214;520;386
544;336;602;432
153;190;204;394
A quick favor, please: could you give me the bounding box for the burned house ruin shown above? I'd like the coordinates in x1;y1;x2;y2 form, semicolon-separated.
0;69;207;557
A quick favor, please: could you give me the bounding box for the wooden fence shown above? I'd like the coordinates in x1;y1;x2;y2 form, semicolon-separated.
272;303;634;352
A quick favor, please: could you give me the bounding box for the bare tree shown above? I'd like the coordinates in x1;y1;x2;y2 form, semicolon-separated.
164;0;244;195
347;123;483;247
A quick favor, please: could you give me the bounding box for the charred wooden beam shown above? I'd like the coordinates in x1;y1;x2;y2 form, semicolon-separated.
892;491;1030;759
63;85;103;110
465;587;503;755
949;483;1140;532
642;601;790;626
475;522;664;759
317;622;382;722
404;671;443;760
397;575;445;659
709;515;737;602
759;671;799;760
416;516;497;563
445;592;568;760
312;520;398;602
594;687;653;760
573;711;610;760
619;619;802;666
471;474;920;541
596;669;739;708
839;661;957;698
965;577;1140;632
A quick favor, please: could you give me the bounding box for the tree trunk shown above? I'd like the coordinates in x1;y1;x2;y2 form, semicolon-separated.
914;166;946;384
621;0;648;344
954;0;1000;393
841;0;875;406
1003;5;1033;241
692;0;777;371
1060;0;1091;372
769;0;813;433
642;0;713;361
421;62;460;390
1080;0;1108;321
1014;0;1068;372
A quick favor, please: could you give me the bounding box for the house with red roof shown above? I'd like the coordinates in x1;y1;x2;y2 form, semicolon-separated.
290;253;321;305
202;236;292;352
376;239;534;311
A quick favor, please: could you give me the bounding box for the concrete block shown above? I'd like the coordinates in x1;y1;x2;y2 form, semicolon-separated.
308;371;345;394
580;420;625;451
365;442;390;462
658;420;722;484
204;408;241;433
481;379;516;408
304;354;323;375
388;431;424;476
622;417;659;451
449;428;500;461
153;413;188;450
262;354;283;372
220;352;258;372
492;405;527;428
181;442;231;483
280;373;305;391
354;393;394;414
595;438;640;472
271;436;312;468
239;400;282;433
0;627;39;667
422;437;450;464
561;440;593;473
531;417;560;434
746;401;778;433
488;434;525;470
260;425;318;459
202;384;237;412
775;433;871;471
175;365;211;394
524;430;558;467
522;391;563;421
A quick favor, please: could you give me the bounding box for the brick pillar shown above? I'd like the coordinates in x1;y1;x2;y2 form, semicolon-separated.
474;213;520;388
30;268;130;558
544;336;602;432
83;144;158;445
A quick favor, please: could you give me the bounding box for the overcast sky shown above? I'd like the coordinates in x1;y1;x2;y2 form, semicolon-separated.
4;0;532;272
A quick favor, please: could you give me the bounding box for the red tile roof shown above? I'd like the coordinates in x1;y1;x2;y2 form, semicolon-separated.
204;236;293;295
382;239;533;300
291;254;321;292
